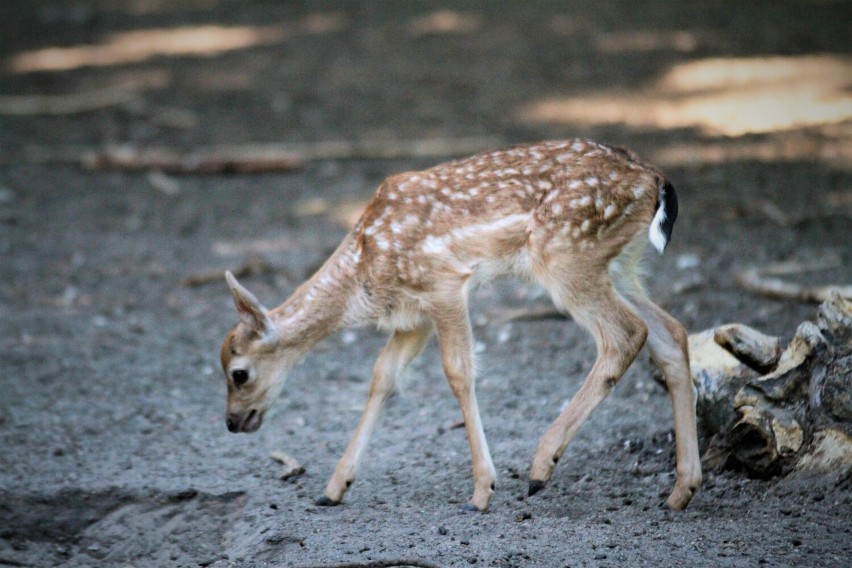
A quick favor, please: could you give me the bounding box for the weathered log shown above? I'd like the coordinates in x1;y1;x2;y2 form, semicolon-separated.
712;324;781;372
689;291;852;477
688;328;757;434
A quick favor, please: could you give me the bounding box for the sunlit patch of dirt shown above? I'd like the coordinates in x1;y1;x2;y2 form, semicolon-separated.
406;10;483;37
519;55;852;136
6;14;348;73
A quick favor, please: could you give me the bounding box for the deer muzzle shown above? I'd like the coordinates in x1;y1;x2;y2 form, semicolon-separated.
226;408;263;433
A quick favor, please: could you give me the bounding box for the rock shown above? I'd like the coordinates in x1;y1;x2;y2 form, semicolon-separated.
0;186;14;205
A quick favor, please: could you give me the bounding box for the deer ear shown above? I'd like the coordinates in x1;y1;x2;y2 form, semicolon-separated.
225;271;277;337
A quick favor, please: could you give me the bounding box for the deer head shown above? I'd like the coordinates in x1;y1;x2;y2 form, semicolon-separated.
220;271;294;433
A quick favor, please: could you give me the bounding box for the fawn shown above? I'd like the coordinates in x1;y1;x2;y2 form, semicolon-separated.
219;139;702;512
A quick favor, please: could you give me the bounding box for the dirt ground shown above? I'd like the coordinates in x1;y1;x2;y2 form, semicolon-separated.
1;1;851;567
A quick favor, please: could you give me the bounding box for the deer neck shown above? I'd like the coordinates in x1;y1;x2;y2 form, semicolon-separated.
270;235;364;352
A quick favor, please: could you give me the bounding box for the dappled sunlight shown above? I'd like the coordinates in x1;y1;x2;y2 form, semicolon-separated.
6;14;347;73
94;0;218;17
659;56;849;94
519;55;852;136
406;10;483;36
595;30;698;54
649;123;852;170
8;25;284;73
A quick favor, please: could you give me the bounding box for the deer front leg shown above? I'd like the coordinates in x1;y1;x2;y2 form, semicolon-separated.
317;324;432;506
432;301;497;512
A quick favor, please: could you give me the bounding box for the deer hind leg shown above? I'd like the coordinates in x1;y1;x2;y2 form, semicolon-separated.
318;323;432;506
529;281;648;496
621;285;702;509
431;294;497;512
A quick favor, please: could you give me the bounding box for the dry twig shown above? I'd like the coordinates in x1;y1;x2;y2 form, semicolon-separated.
18;136;504;173
182;256;287;287
735;267;852;303
82;144;303;174
753;198;852;227
270;451;306;481
0;84;137;115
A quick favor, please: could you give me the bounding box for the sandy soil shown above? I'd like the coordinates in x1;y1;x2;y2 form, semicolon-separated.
1;1;850;567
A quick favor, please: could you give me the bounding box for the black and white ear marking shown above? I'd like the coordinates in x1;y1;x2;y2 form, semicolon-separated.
225;271;276;337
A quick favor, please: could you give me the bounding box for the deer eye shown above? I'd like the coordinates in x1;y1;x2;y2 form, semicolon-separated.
231;369;249;386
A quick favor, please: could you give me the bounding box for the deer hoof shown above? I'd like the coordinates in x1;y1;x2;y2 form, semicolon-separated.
461;503;485;513
314;496;340;507
528;479;547;497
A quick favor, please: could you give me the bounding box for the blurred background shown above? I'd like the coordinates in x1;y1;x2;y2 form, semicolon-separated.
1;1;850;567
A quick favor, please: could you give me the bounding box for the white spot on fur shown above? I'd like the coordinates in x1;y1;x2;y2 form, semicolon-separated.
603;204;618;219
585;176;599;187
374;234;390;251
551;203;563;215
569;180;582;190
569;195;592;208
580;219;591;233
422;234;448;254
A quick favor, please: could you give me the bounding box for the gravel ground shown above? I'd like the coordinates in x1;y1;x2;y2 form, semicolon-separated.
1;1;850;567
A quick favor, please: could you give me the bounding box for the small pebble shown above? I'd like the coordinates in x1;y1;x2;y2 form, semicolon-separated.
0;186;15;205
676;253;700;270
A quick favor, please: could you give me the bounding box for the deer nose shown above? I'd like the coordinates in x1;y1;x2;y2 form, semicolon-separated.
226;414;240;433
